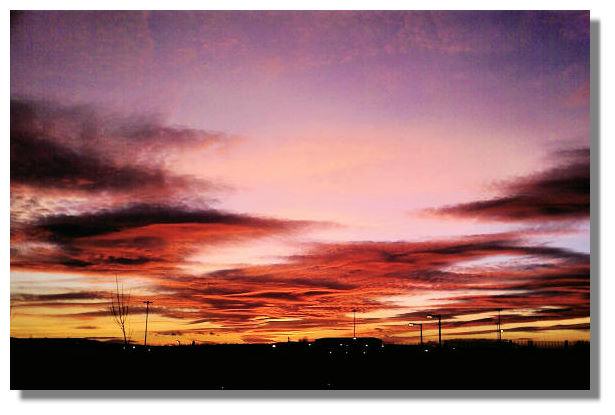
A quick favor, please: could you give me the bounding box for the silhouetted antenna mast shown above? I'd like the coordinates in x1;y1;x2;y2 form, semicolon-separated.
143;300;153;347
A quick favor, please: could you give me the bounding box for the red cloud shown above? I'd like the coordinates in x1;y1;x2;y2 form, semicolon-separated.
18;232;586;342
11;203;318;275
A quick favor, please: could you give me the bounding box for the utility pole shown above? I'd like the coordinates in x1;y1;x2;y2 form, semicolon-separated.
419;324;423;346
437;315;441;347
497;308;502;342
353;309;357;338
427;314;442;347
143;300;153;347
409;323;423;346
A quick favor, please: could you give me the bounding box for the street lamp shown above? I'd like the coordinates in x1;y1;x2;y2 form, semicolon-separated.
427;314;442;347
143;300;153;347
408;322;423;346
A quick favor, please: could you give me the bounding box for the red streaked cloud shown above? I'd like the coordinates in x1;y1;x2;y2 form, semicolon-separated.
11;203;322;275
12;231;588;343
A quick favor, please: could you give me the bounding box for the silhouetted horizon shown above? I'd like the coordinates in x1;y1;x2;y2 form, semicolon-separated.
11;337;590;389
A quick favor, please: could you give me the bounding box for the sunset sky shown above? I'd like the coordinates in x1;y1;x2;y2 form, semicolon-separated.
10;11;590;345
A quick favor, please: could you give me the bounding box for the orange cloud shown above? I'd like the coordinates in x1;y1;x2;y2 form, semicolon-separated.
13;231;588;343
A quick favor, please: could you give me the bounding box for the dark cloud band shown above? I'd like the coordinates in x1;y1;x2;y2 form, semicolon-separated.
428;148;589;222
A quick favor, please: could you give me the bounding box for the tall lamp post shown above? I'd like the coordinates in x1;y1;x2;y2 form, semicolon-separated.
496;308;502;342
352;308;357;338
427;314;442;347
408;323;423;346
143;300;153;347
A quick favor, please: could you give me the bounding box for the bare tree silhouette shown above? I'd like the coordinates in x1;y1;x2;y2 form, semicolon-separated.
109;276;131;347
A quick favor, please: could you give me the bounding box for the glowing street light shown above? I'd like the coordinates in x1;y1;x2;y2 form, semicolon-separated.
408;322;423;346
427;314;442;347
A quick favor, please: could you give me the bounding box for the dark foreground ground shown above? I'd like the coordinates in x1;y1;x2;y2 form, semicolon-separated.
11;338;589;390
